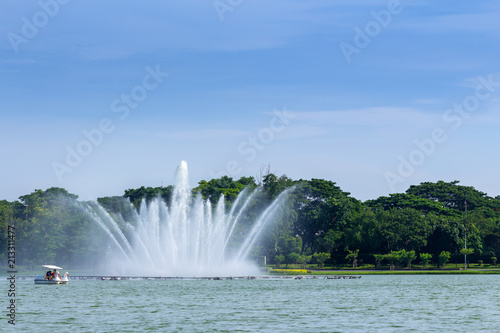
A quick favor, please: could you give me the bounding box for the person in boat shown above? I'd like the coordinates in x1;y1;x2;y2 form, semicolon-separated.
46;271;52;280
52;269;57;280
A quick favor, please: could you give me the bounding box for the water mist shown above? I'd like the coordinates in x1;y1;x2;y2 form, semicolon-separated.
86;161;291;276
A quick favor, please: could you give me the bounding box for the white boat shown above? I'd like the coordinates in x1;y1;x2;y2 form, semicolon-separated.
34;265;69;285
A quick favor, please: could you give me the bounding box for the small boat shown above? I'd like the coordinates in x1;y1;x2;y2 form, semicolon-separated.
34;265;69;285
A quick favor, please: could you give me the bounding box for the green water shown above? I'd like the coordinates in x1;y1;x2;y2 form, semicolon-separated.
3;275;499;332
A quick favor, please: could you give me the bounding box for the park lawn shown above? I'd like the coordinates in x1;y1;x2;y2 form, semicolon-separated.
269;263;500;275
307;269;500;275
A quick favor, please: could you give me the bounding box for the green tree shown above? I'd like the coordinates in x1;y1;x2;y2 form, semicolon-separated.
406;180;497;216
276;235;302;256
459;248;474;269
0;200;19;261
293;179;351;252
313;252;331;269
477;219;500;262
286;252;301;268
384;251;402;270
17;188;77;265
421;215;461;259
262;173;294;200
274;255;285;268
373;254;385;269
320;229;342;253
193;176;255;204
124;186;174;208
374;208;434;253
276;234;303;268
298;254;312;269
399;249;417;268
437;251;451;268
345;249;359;268
12;187;109;269
419;253;432;269
366;193;452;216
344;205;379;255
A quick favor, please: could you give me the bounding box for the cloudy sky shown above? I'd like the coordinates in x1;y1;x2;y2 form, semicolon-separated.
1;0;499;202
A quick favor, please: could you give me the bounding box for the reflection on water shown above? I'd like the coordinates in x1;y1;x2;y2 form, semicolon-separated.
4;275;500;332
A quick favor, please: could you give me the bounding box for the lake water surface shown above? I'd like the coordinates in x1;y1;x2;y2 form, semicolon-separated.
3;275;499;332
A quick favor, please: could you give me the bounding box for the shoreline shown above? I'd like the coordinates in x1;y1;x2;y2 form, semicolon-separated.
299;269;500;275
3;266;500;277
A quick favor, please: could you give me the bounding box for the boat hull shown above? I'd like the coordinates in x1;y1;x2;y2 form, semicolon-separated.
34;280;68;284
34;276;69;285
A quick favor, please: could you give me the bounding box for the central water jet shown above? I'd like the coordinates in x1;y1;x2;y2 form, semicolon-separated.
89;161;291;276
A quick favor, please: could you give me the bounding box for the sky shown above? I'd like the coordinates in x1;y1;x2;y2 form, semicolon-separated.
1;0;499;202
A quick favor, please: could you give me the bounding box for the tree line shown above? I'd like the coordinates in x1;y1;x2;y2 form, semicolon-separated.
1;176;499;270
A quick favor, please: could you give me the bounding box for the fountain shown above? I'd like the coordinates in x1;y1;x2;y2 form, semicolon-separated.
85;161;291;276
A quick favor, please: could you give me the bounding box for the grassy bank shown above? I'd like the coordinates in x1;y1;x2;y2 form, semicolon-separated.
307;269;500;275
268;264;500;275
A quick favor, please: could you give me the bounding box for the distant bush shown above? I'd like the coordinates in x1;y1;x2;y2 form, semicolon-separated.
437;251;451;268
420;253;432;269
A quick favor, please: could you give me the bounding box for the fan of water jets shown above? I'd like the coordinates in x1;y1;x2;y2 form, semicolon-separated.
84;161;292;276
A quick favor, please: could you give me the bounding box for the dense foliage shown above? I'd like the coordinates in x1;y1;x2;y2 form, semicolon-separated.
1;177;499;270
1;188;108;269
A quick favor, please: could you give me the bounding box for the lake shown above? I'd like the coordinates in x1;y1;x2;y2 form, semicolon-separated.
3;275;499;332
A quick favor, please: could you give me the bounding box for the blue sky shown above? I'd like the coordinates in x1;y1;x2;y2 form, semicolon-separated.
1;0;499;202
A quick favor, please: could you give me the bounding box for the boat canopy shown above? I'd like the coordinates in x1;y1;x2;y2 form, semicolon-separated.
42;265;62;270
